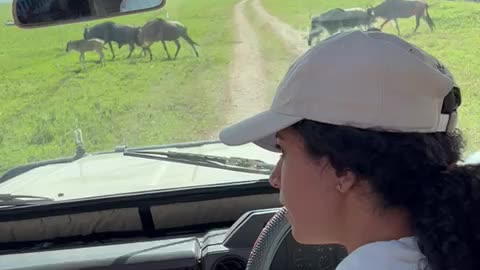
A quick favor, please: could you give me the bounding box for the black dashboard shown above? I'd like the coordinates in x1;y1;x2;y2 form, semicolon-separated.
0;208;346;270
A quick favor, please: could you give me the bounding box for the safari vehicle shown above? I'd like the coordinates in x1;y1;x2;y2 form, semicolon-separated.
0;0;479;269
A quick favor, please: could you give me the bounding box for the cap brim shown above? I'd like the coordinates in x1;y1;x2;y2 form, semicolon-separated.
219;110;302;152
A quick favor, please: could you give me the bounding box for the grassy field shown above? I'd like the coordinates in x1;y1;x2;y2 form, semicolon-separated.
2;0;479;176
261;0;480;156
0;0;237;175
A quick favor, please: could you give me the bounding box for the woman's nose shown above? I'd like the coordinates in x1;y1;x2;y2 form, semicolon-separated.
269;158;282;189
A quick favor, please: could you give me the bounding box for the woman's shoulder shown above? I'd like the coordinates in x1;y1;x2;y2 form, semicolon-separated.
335;236;427;270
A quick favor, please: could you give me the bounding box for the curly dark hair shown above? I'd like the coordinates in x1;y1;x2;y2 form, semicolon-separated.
291;119;480;270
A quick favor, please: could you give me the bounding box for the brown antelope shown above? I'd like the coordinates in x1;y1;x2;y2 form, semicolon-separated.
137;18;199;61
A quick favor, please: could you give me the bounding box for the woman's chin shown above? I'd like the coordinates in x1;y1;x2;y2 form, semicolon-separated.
287;211;318;244
291;230;310;244
290;225;309;244
286;212;307;243
291;226;336;246
285;210;291;223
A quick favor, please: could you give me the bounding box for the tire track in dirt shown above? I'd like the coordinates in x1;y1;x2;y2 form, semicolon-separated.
217;0;307;139
251;0;309;56
223;0;269;127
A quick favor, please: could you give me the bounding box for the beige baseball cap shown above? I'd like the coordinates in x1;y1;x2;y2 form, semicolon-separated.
219;30;461;152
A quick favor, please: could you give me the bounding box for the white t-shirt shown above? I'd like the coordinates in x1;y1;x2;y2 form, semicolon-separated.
336;236;428;270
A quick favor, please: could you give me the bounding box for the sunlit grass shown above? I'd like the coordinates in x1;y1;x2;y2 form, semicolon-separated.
0;0;237;175
261;0;480;156
2;0;479;176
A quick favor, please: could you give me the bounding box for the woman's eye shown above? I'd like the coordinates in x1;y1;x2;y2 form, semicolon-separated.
275;143;285;158
275;143;282;151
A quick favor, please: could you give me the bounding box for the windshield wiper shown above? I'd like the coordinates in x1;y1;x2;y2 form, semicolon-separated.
0;194;54;207
123;150;275;175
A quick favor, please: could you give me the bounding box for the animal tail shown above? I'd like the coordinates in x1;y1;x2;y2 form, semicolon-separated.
424;4;435;29
182;31;199;46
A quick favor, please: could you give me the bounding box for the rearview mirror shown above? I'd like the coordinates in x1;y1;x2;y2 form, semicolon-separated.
13;0;167;28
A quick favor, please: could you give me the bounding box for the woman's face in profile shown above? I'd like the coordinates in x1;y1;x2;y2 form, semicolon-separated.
270;128;348;245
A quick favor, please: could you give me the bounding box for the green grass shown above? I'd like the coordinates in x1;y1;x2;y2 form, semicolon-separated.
261;0;480;156
2;0;479;176
0;0;237;175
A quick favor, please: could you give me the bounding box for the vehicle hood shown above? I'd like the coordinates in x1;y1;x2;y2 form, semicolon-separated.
0;142;280;201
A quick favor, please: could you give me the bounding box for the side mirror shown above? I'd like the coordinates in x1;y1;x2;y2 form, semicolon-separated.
13;0;167;28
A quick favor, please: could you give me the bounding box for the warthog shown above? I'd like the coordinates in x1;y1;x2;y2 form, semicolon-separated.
137;18;199;61
84;21;141;60
308;8;374;46
66;39;105;66
367;0;435;35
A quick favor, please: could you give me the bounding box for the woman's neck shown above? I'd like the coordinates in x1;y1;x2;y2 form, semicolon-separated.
340;206;413;253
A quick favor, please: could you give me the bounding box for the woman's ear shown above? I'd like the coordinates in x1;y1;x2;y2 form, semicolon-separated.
335;171;357;193
318;159;357;193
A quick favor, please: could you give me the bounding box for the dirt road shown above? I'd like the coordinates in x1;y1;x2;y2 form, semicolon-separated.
225;0;269;127
252;0;308;56
219;0;307;137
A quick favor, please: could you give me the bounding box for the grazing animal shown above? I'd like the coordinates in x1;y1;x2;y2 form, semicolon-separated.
137;18;199;61
83;21;141;60
367;0;435;35
308;8;374;46
66;39;105;66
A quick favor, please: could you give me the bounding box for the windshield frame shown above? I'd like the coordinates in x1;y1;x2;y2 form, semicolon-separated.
0;179;275;220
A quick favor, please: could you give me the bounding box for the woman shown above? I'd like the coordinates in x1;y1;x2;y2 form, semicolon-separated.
220;30;480;270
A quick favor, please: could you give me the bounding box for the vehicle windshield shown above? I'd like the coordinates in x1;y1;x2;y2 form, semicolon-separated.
0;0;479;200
